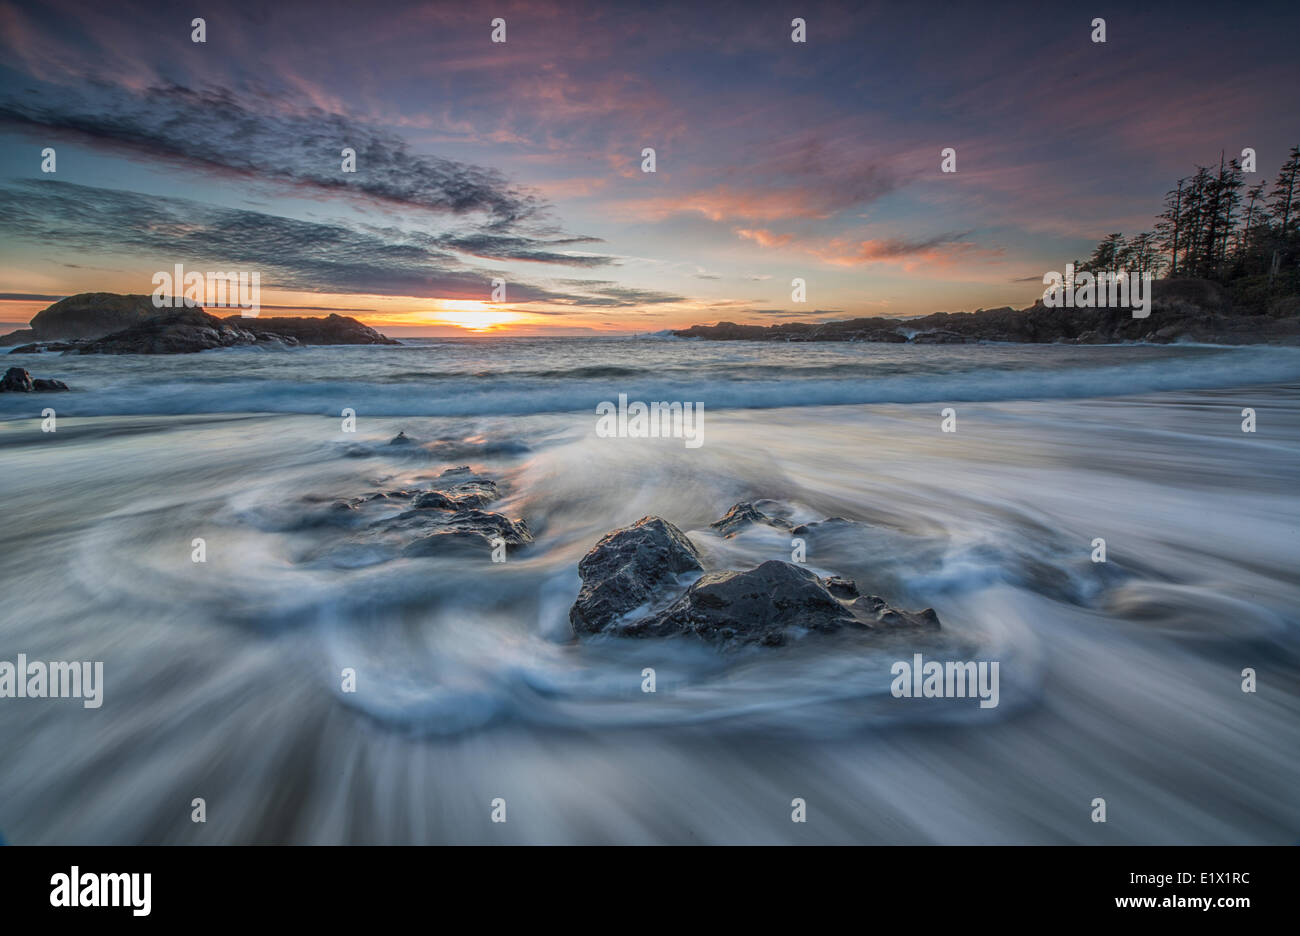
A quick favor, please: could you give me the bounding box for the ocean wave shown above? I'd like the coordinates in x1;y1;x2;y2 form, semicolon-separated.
3;343;1299;417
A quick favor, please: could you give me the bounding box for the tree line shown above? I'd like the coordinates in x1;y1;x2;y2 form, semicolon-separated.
1074;145;1299;306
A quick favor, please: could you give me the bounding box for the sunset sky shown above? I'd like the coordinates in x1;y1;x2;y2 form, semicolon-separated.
2;0;1298;335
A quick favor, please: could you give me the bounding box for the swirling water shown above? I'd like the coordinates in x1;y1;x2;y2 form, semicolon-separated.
1;337;1298;843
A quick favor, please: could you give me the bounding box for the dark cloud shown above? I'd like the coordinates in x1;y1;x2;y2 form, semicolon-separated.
0;81;543;228
553;279;685;307
434;232;607;266
0;180;628;305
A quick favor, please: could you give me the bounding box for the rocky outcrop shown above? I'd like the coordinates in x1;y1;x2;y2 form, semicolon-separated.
569;516;704;634
0;366;69;392
225;313;398;345
672;278;1300;345
26;293;158;340
569;514;941;647
72;308;266;354
5;293;399;352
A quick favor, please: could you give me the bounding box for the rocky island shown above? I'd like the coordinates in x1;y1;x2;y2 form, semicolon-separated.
2;293;399;354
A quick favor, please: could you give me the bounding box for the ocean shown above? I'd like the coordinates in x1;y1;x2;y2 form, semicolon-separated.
1;336;1298;843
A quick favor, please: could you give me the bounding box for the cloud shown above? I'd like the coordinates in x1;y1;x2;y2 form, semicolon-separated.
552;279;685;307
0;180;634;306
0;81;546;228
735;228;793;248
805;232;1001;269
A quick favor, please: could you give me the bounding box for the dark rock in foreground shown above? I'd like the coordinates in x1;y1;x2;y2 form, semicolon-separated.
569;516;704;634
569;515;941;647
0;366;69;392
625;560;856;645
625;561;939;647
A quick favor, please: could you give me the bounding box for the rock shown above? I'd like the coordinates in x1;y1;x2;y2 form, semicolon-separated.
710;502;792;538
0;367;68;392
437;479;500;508
399;509;532;556
852;595;941;630
314;470;528;562
9;341;80;354
622;562;941;646
390;431;413;445
411;491;458;510
8;293;398;350
1;366;33;391
625;561;855;645
569;516;704;634
789;516;857;535
225;313;399;345
823;575;860;598
671;278;1300;346
27;293;159;340
73;307;261;354
909;330;971;344
569;511;944;646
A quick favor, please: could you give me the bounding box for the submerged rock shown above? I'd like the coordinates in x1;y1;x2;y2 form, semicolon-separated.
399;509;532;556
570;516;704;634
851;595;941;630
710;502;792;538
316;469;529;561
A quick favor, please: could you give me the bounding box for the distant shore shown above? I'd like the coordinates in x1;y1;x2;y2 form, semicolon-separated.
673;278;1300;346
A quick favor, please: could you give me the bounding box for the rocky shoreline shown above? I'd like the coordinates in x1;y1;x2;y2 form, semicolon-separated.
673;279;1300;345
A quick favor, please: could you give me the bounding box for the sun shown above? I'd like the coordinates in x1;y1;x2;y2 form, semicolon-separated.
426;300;523;332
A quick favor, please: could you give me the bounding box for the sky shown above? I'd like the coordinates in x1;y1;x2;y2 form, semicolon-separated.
1;0;1298;336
